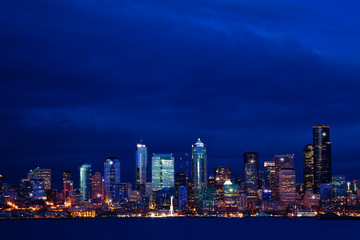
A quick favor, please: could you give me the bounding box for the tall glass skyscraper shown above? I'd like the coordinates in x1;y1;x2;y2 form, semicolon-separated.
104;157;120;203
313;125;332;193
152;154;175;191
136;143;148;193
191;138;207;202
244;152;258;198
80;164;91;201
303;144;314;190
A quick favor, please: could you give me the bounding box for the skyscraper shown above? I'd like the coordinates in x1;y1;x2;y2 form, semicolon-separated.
273;154;294;201
313;125;332;193
191;138;207;202
152;154;175;191
29;168;51;190
104;157;121;203
303;144;314;190
214;167;231;201
91;172;103;203
279;169;296;204
264;161;276;195
80;164;91;201
244;152;258;198
136;142;148;193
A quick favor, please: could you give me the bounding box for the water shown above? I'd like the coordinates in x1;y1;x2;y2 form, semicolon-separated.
0;218;358;240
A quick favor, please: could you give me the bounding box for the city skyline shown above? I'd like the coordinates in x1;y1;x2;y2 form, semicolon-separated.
2;1;360;189
1;125;358;189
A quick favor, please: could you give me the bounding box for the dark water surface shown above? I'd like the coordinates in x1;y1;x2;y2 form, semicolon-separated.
1;218;358;240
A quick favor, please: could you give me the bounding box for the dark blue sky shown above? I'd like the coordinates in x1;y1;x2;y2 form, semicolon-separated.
1;0;360;189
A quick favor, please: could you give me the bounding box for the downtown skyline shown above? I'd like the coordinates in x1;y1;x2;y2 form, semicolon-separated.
2;1;360;188
0;124;357;189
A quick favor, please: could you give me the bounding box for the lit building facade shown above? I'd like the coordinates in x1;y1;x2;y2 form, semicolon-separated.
29;168;52;191
264;161;276;196
244;152;259;198
214;167;231;201
313;125;332;193
104;157;120;203
273;154;294;201
191;138;207;202
279;169;296;204
136;143;148;193
303;144;314;190
152;154;175;191
91;172;103;203
80;164;92;201
332;175;347;198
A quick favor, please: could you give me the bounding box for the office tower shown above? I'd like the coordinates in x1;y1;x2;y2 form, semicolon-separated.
264;161;276;194
303;144;315;190
191;138;207;201
214;167;231;201
175;172;186;207
62;171;71;188
279;169;296;204
63;179;73;204
136;142;148;193
178;186;188;210
91;172;103;203
80;164;92;201
152;154;175;191
104;157;121;203
29;168;51;190
234;174;242;187
224;180;239;208
30;179;46;200
257;171;264;190
313;125;332;193
320;183;332;200
207;176;215;188
20;179;31;199
244;152;258;198
199;187;216;211
332;176;347;198
273;154;294;201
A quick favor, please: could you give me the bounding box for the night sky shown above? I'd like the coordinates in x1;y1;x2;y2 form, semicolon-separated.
1;1;360;189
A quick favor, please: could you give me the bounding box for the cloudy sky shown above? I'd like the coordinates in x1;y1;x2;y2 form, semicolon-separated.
1;0;360;188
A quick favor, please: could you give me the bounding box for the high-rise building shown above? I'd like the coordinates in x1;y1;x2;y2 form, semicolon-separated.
332;175;347;198
178;186;188;211
63;179;73;204
91;172;103;203
313;125;332;193
152;154;175;191
136;143;148;193
62;170;72;202
303;144;314;190
279;169;296;204
224;180;239;208
191;138;207;202
214;167;231;201
264;161;276;194
175;172;186;207
80;164;92;201
20;179;31;199
244;152;258;198
273;154;294;201
30;168;51;190
104;157;121;203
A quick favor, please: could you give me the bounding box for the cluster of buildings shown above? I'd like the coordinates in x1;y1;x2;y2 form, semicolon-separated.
1;125;360;218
